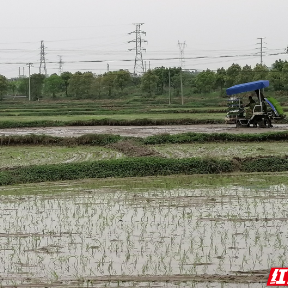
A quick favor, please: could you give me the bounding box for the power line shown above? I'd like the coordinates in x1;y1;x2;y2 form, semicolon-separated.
0;51;286;65
128;23;147;75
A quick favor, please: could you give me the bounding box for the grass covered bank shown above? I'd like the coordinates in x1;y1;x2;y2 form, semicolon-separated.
0;117;225;129
1;156;288;186
1;131;288;146
0;157;233;185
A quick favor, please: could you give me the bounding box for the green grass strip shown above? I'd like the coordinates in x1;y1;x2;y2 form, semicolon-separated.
1;156;288;186
241;157;288;172
0;118;224;129
0;157;233;186
0;134;122;146
2;131;288;147
143;131;288;144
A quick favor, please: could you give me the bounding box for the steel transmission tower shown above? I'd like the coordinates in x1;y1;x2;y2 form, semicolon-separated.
178;41;186;106
39;40;47;75
128;23;147;75
178;41;186;68
58;55;63;75
257;37;265;65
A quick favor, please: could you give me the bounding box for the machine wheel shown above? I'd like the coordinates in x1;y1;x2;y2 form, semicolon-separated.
258;120;266;128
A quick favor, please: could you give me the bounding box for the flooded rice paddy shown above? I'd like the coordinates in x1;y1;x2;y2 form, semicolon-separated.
154;142;288;159
0;146;123;169
0;175;287;287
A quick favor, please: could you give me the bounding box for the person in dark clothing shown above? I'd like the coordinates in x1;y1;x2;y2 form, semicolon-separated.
245;96;256;119
245;96;256;108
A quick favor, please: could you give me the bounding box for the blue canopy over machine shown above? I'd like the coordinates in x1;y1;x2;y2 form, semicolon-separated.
226;80;269;96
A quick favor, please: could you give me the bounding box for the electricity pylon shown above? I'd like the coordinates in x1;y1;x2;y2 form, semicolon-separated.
178;41;186;68
58;55;63;75
257;37;266;65
39;40;47;76
128;23;147;75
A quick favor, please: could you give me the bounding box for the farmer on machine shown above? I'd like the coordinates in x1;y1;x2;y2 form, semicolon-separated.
245;96;256;119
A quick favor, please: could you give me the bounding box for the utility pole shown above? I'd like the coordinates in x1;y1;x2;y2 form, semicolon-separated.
26;63;33;101
58;55;63;75
257;37;265;65
128;23;147;75
178;41;186;105
39;40;47;76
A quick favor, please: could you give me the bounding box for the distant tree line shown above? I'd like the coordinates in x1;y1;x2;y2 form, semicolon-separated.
0;59;288;100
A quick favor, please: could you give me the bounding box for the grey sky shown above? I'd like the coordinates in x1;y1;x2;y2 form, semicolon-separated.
0;0;287;78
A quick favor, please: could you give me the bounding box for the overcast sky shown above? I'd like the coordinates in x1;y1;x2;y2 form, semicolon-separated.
0;0;288;78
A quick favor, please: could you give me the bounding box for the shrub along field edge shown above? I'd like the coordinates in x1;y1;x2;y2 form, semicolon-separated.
143;131;288;144
1;131;288;146
0;156;288;186
0;118;225;129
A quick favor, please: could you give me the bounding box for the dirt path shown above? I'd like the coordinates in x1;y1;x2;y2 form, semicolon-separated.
0;124;287;138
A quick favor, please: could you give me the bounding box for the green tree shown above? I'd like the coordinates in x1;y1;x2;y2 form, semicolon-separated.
237;65;253;84
225;63;241;87
81;72;94;98
171;74;181;96
114;70;131;93
253;64;269;81
8;81;17;96
102;71;117;98
0;75;8;100
269;60;288;91
68;72;83;98
215;67;226;95
268;69;283;91
168;67;182;96
61;71;73;97
152;67;168;94
30;74;45;100
44;74;64;98
271;59;288;71
281;63;288;91
141;70;158;97
195;69;216;93
68;72;94;99
17;78;29;96
90;75;103;99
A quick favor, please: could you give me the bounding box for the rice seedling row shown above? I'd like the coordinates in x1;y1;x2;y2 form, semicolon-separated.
0;174;285;287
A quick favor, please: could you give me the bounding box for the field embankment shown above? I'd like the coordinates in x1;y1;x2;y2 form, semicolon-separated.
0;131;287;185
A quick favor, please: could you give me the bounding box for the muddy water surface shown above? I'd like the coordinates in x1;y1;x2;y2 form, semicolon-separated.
0;181;286;287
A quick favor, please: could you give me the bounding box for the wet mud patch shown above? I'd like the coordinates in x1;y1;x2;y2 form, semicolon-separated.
1;123;288;138
109;139;161;157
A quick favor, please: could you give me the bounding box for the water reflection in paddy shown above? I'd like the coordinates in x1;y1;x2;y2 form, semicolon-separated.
0;182;286;287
